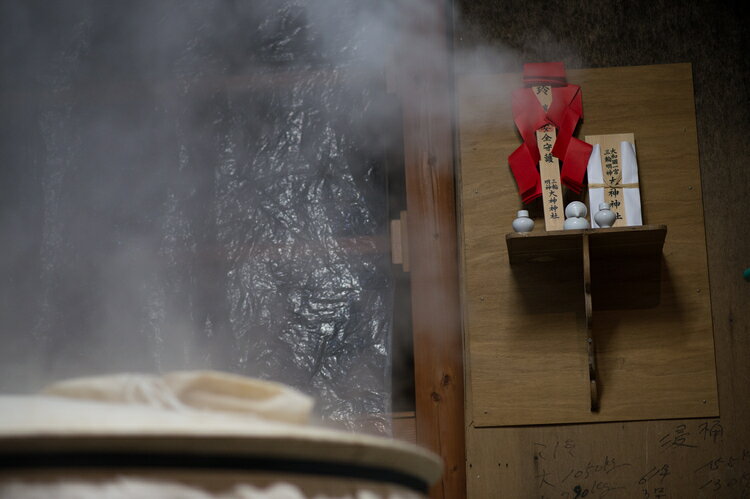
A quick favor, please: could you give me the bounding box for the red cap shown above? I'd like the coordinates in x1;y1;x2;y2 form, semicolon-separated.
523;62;567;86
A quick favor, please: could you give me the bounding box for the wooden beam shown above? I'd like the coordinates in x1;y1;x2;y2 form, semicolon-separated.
389;2;466;498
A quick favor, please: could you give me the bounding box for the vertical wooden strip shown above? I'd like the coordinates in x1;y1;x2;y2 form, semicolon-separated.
532;87;564;231
536;124;564;231
600;142;628;225
582;233;599;411
390;219;403;266
400;210;410;273
390;2;465;498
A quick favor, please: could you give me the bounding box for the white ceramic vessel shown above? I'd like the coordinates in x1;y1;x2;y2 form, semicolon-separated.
594;202;617;228
512;210;534;233
564;201;588;219
563;216;590;230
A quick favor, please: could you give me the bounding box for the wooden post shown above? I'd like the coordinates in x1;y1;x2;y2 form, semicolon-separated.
389;211;410;272
582;233;599;411
388;2;465;498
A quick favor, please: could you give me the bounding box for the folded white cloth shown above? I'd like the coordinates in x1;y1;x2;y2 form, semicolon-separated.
587;141;643;227
42;371;314;425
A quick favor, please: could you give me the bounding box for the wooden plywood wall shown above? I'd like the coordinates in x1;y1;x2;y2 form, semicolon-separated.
456;64;742;497
466;418;746;498
458;64;717;427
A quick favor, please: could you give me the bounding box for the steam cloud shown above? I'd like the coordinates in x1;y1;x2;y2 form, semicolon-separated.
0;0;522;433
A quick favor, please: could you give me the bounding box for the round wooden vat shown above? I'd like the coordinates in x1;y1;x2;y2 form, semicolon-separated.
0;396;441;498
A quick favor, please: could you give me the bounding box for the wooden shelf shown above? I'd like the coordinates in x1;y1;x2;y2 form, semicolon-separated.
506;224;667;265
505;224;667;411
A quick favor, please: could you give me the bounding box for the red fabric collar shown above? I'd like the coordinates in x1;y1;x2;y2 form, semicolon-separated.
522;62;567;87
507;63;592;203
512;85;578;132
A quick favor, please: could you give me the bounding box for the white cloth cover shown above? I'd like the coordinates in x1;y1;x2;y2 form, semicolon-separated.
0;480;307;499
42;371;314;425
586;141;643;228
0;479;422;499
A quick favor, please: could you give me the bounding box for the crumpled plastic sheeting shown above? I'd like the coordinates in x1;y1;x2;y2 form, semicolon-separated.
0;0;393;433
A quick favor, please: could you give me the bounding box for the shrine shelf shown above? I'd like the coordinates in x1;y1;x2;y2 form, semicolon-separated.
505;224;667;265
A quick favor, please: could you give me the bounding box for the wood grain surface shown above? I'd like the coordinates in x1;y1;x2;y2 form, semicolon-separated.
506;225;666;265
466;418;743;499
389;3;465;498
458;64;717;428
455;2;750;497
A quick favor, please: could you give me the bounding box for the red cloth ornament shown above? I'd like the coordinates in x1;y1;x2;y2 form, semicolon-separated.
508;63;593;203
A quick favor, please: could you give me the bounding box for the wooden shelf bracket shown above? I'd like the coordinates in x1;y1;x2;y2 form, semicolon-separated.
506;224;667;412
